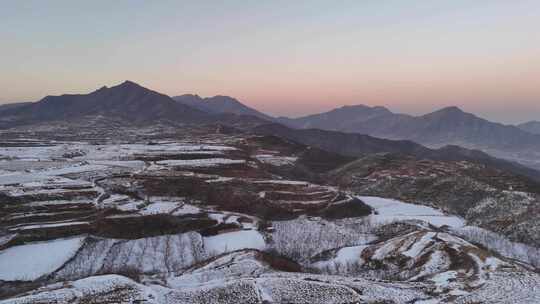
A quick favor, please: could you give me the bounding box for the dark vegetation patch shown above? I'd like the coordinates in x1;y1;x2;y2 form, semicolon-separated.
8;223;93;246
199;222;242;237
446;246;477;276
95;214;217;239
256;250;303;273
296;147;356;174
317;197;372;220
0;280;43;300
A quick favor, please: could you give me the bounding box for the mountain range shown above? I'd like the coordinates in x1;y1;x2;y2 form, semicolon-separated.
0;81;209;128
171;94;540;159
1;80;539;173
273;105;540;170
279;105;540;150
171;94;540;171
0;81;273;129
2;81;540;303
4;81;536;148
251;123;540;182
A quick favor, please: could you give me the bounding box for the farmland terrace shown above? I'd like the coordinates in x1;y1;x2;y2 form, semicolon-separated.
0;129;539;303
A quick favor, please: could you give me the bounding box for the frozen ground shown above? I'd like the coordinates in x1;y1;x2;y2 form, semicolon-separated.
155;158;245;168
0;237;85;281
255;154;297;166
204;230;266;255
0;138;539;304
359;196;465;228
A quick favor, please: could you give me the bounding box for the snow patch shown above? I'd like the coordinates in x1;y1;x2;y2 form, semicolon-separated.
204;230;266;254
359;196;465;228
0;237;85;281
156;158;245;168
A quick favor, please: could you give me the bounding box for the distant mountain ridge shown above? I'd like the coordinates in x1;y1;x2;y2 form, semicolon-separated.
0;81;213;128
275;104;540;170
173;94;272;120
0;102;33;113
280;104;540;149
1;82;540;182
276;105;393;130
518;121;540;135
4;87;536;151
252;123;540;182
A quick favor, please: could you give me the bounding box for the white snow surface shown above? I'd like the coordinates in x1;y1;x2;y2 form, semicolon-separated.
255;154;298;166
9;221;90;231
156;158;245;167
172;204;201;216
140;201;179;215
0;237;85;281
88;160;145;169
0;274;157;304
312;245;369;272
254;180;309;186
334;246;369;263
0;164;108;185
204;230;266;254
359;196;465;228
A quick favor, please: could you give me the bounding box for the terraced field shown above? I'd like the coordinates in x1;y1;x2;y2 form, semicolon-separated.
0;133;539;303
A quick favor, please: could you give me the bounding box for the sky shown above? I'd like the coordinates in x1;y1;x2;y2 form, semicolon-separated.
1;0;539;123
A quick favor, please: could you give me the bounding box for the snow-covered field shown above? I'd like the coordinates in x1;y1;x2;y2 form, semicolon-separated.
1;139;539;303
255;154;297;166
312;245;369;271
204;230;266;255
156;158;245;168
0;142;237;163
359;196;465;228
254;179;310;186
0;164;108;185
0;237;85;281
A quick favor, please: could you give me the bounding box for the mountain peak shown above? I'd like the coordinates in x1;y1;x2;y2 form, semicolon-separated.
92;85;109;94
174;94;271;120
436;106;465;115
422;106;470;120
120;80;139;86
112;80;146;91
3;81;213;127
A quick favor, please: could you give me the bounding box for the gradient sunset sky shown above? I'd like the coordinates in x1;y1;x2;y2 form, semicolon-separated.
1;0;539;123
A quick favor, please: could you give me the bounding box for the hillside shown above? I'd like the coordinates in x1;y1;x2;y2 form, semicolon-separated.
280;105;540;170
0;81;211;128
173;94;272;120
252;123;540;182
1;130;540;303
518;121;540;135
